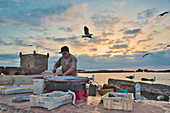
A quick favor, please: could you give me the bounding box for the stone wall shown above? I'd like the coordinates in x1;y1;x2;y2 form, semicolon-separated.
0;75;45;85
108;78;170;101
0;67;29;75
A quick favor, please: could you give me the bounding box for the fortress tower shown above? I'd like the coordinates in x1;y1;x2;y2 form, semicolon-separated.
19;50;49;74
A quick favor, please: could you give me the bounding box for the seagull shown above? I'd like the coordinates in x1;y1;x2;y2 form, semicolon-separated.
163;45;170;51
158;11;169;17
142;53;153;59
27;44;34;47
141;77;156;83
150;77;156;82
82;26;93;39
126;74;135;80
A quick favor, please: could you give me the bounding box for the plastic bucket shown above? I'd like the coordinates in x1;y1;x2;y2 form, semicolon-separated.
33;79;44;94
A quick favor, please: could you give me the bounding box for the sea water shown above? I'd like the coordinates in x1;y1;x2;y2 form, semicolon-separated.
78;72;170;86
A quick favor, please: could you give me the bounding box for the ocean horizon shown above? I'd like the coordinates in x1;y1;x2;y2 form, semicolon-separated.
80;66;170;71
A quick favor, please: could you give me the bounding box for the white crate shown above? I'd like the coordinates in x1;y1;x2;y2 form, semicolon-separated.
1;85;33;94
29;91;72;110
101;92;134;111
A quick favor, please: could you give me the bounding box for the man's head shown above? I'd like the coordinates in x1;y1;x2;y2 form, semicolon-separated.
59;46;70;58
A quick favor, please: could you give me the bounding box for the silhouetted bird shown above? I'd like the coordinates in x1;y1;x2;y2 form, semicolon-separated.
142;53;153;59
82;26;93;39
141;77;156;83
158;11;169;17
163;45;170;51
126;75;135;80
27;44;34;47
150;77;156;82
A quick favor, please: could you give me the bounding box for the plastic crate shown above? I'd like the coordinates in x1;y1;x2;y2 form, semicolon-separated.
45;81;86;92
75;90;88;100
29;91;72;110
101;92;134;111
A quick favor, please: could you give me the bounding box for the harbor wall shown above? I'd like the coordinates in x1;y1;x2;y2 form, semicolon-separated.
0;75;44;85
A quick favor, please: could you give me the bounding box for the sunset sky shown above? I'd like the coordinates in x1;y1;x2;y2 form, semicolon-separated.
0;0;170;70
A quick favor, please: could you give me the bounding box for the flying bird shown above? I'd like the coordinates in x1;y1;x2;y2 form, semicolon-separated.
163;45;170;51
158;11;169;17
27;44;34;47
142;53;153;59
82;26;93;39
126;74;135;81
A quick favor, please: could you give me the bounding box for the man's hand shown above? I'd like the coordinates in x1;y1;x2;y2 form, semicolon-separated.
52;69;56;73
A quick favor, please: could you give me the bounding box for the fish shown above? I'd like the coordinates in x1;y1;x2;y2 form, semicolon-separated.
12;96;30;103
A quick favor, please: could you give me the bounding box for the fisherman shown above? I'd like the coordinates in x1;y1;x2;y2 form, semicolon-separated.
52;46;77;76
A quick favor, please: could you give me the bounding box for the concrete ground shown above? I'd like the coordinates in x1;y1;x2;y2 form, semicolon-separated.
0;93;170;113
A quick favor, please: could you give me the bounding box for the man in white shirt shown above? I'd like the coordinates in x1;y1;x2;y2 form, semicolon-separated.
52;46;77;76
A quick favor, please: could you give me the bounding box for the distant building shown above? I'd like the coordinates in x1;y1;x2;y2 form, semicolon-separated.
0;51;49;75
20;50;49;74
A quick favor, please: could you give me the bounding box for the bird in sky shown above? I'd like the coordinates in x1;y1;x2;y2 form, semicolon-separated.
142;53;153;59
163;45;170;51
82;26;93;39
126;74;135;81
158;11;169;17
27;44;34;47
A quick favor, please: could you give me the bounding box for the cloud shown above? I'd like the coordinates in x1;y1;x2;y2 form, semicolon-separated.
107;40;114;44
114;1;126;8
102;31;115;37
137;37;153;44
10;0;24;3
59;26;74;32
11;5;71;26
0;53;20;66
0;39;13;46
109;44;128;49
0;18;14;25
122;35;137;40
45;36;77;42
2;4;87;26
91;13;120;29
87;36;107;45
0;8;8;11
53;38;67;42
165;26;170;30
89;48;97;51
115;39;126;43
123;28;141;35
124;8;158;28
137;8;157;20
14;38;28;46
106;50;120;54
76;54;142;70
0;53;18;60
27;27;49;33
